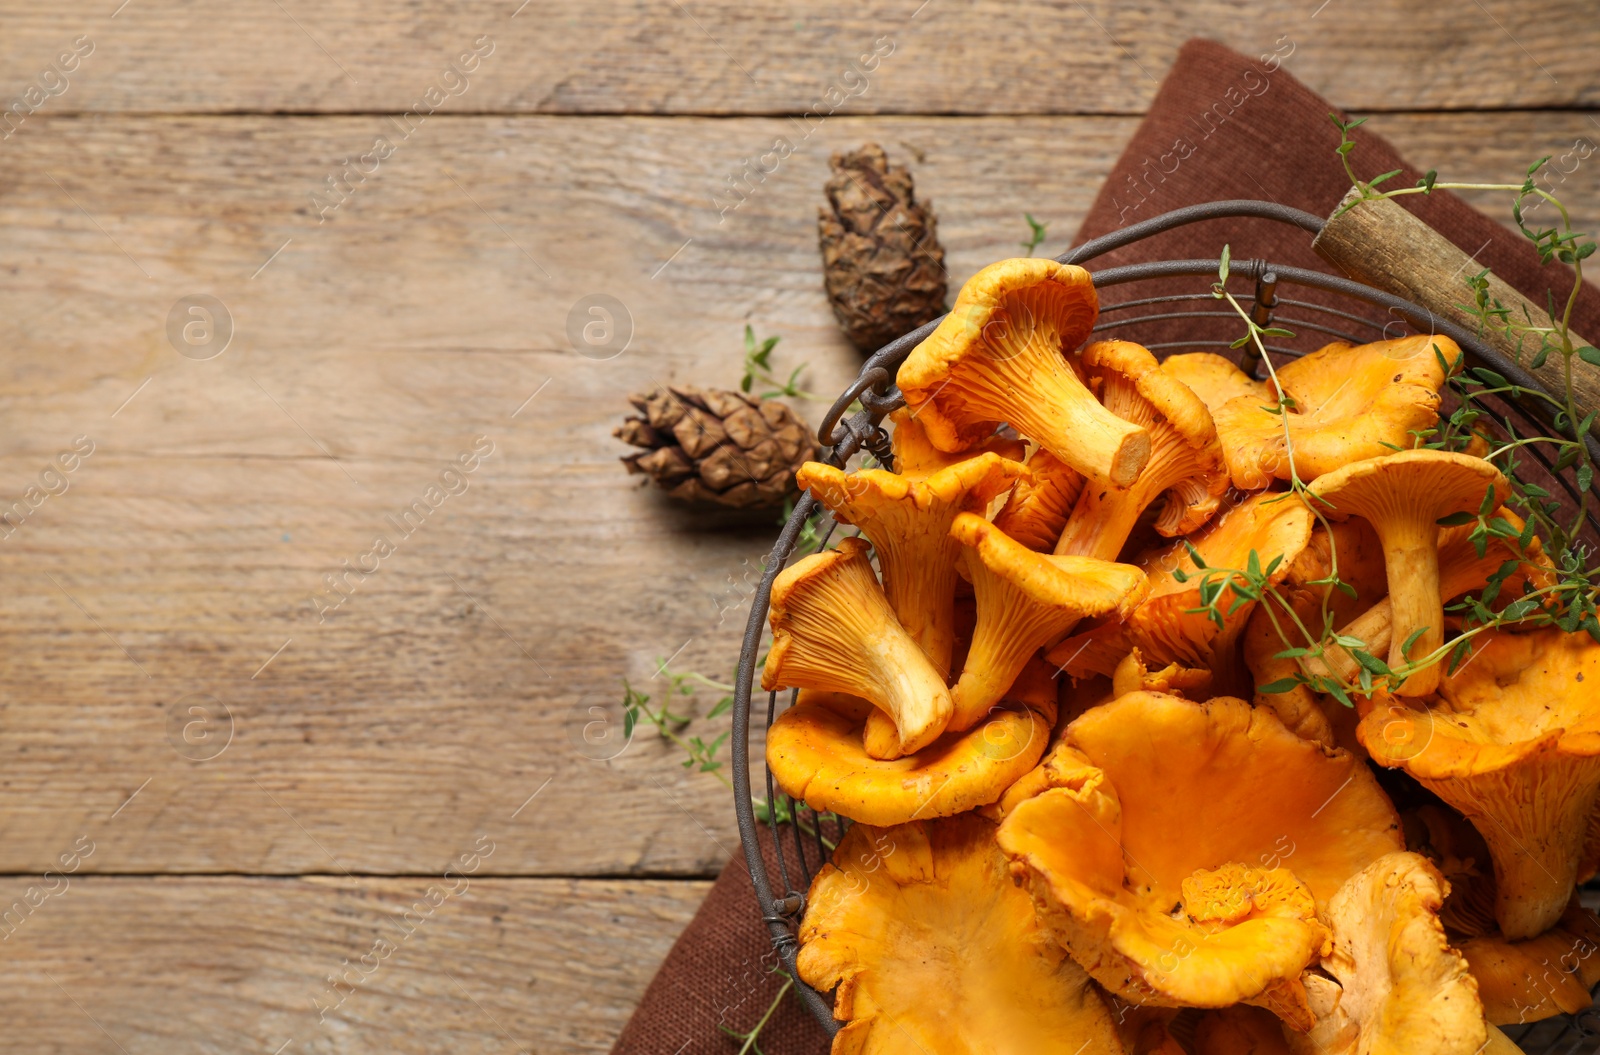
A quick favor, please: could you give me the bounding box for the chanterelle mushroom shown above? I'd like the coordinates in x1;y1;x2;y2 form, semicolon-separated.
1048;492;1312;696
763;537;953;755
897;258;1151;486
1460;901;1600;1025
797;814;1127;1054
1308;451;1507;696
1055;340;1229;560
1317;851;1489;1055
1307;507;1549;688
991;447;1085;552
997;692;1402;1028
949;512;1147;730
1159;351;1271;414
1214;335;1459;490
1359;627;1600;939
765;688;1050;826
796;452;1023;678
887;405;1026;478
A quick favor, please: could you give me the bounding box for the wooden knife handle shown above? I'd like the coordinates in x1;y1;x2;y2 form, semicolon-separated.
1312;187;1600;425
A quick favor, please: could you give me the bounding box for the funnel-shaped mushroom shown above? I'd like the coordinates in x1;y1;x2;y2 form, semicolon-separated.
1318;852;1489;1055
1461;902;1600;1025
1309;508;1550;687
1308;451;1506;696
887;405;1026;478
1047;493;1313;694
796;814;1127;1054
991;447;1085;552
1214;335;1459;489
766;692;1050;826
763;537;953;755
796;453;1024;678
949;513;1147;730
897;258;1152;486
997;692;1402;1024
1055;341;1228;560
1359;627;1600;939
1160;351;1271;413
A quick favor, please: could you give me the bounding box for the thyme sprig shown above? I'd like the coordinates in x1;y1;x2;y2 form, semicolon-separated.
741;325;825;401
1020;213;1049;257
1180;135;1600;702
717;968;794;1055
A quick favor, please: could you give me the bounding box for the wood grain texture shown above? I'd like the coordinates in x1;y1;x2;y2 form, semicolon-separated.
1314;187;1600;419
0;875;713;1054
0;111;1595;879
0;1;1595;118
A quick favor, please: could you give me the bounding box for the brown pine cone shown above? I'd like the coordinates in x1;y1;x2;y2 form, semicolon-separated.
818;143;948;354
615;385;818;509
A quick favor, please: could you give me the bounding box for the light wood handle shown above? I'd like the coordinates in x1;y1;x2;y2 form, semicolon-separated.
1312;187;1600;424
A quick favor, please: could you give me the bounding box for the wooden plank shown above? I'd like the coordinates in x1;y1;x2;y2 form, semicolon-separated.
0;112;1594;878
0;1;1595;118
0;875;712;1054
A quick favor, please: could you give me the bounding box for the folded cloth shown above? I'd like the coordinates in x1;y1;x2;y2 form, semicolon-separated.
610;823;832;1055
1073;38;1600;347
610;37;1600;1055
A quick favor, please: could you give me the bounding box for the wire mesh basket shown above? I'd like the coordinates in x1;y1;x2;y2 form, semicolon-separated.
729;200;1600;1049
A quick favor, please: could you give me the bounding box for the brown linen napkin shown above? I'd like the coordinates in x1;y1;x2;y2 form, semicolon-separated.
610;37;1600;1055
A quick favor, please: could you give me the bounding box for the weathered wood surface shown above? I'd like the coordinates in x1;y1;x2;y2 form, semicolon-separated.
0;113;1596;883
0;875;712;1054
0;1;1595;117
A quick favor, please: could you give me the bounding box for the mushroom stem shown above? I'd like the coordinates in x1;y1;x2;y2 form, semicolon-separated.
1054;484;1146;560
1429;758;1600;941
879;545;961;679
763;539;954;755
957;346;1150;486
1371;514;1445;696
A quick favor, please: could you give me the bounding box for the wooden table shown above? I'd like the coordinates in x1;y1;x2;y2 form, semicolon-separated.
0;3;1594;1051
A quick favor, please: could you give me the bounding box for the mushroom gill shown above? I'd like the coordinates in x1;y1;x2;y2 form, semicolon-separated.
762;536;953;755
897;258;1151;486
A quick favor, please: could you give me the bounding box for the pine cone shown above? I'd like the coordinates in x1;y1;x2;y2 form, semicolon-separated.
615;385;818;509
819;143;948;354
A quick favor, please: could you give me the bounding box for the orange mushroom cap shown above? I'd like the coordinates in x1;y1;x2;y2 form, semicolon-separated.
949;513;1147;730
1460;901;1600;1025
991;447;1086;552
1309;451;1507;696
1214;334;1461;490
763;537;954;755
796;453;1024;678
796;814;1128;1054
997;692;1402;1025
1360;627;1600;939
887;405;1027;478
1048;493;1313;694
1316;851;1490;1055
1159;351;1271;414
897;258;1152;486
765;694;1051;827
1055;340;1229;560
